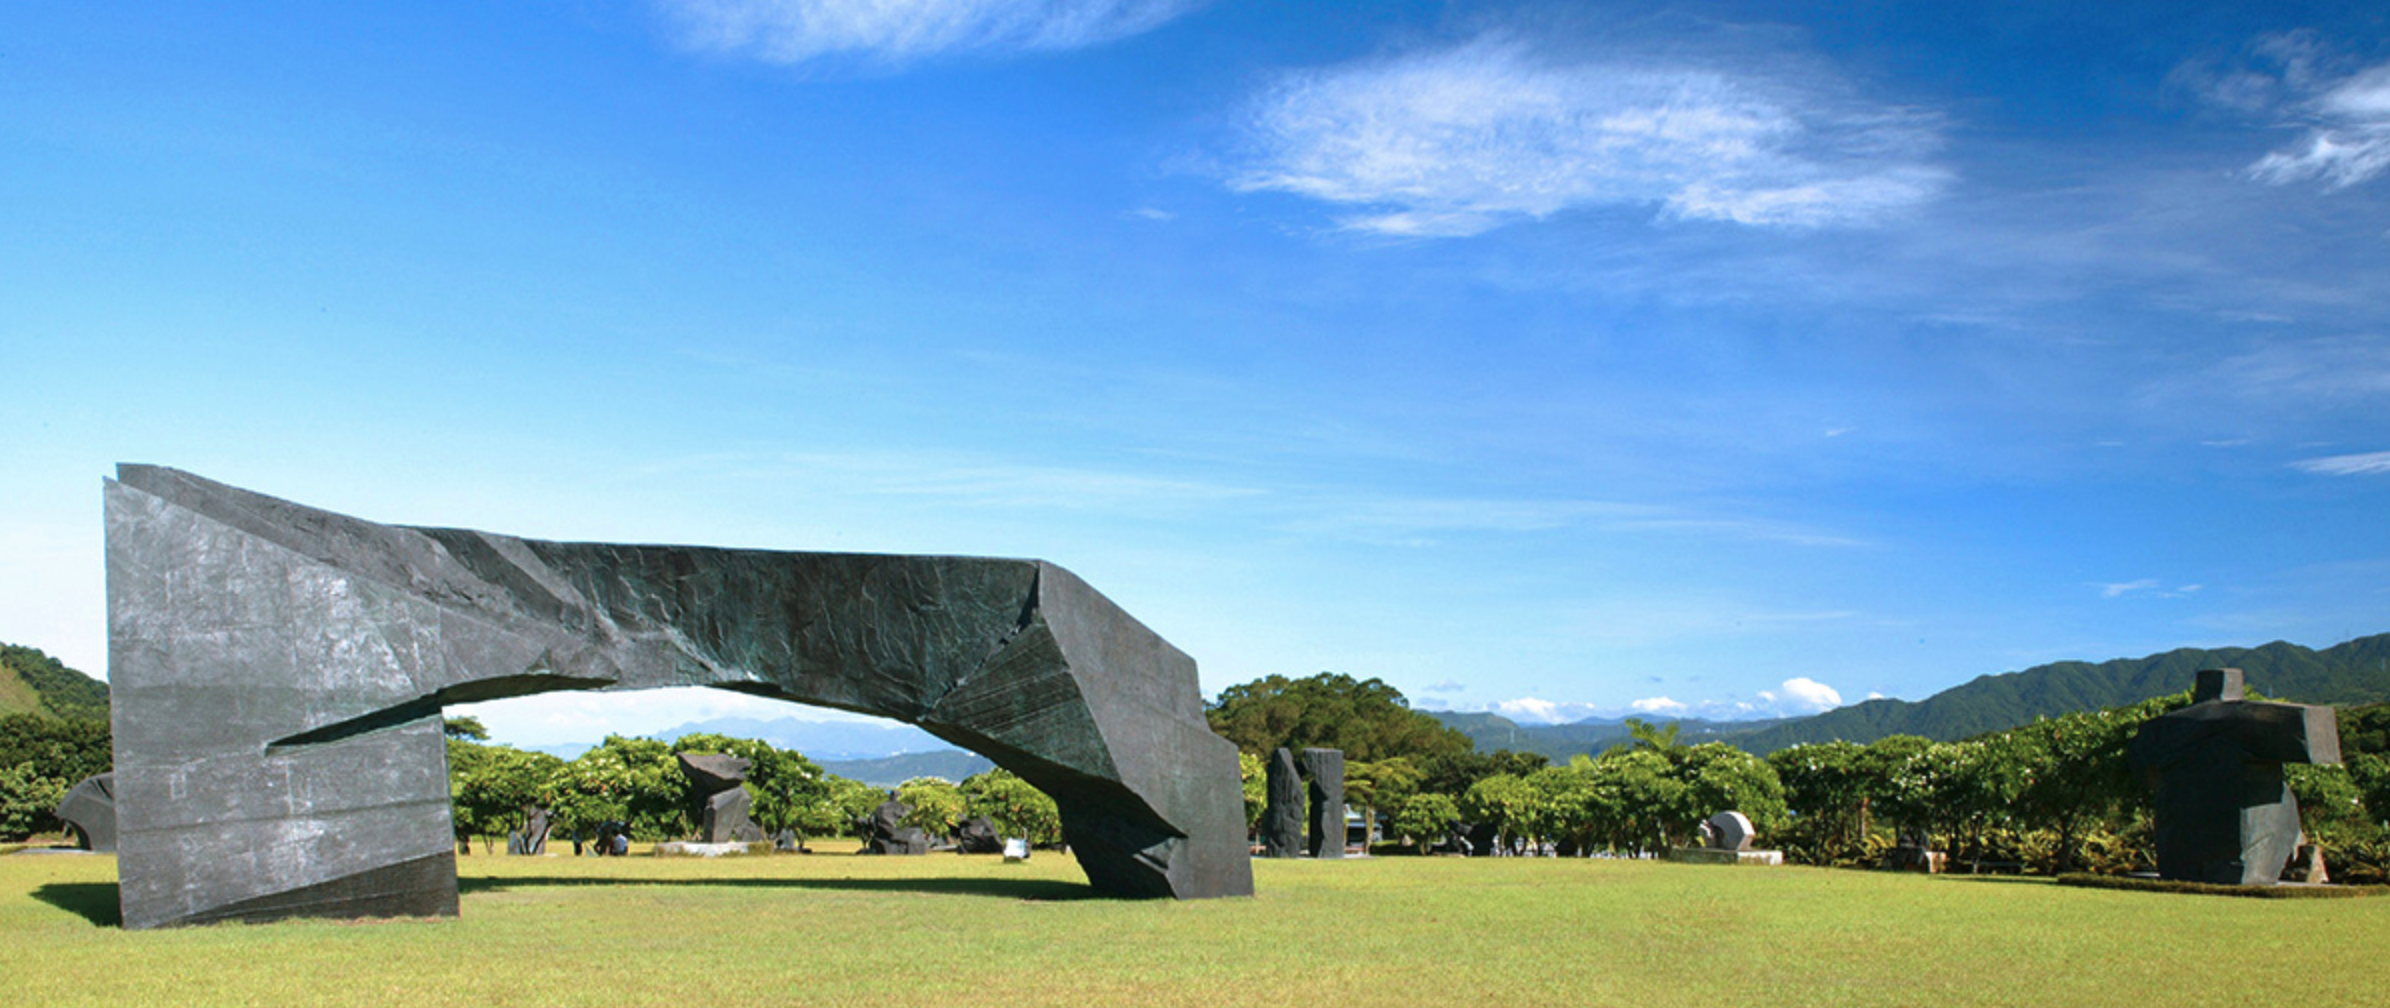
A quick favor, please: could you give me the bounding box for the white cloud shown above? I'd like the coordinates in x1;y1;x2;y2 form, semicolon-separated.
1775;676;1842;712
659;0;1203;65
1226;35;1947;237
2294;450;2390;476
1495;697;1566;723
1629;696;1688;714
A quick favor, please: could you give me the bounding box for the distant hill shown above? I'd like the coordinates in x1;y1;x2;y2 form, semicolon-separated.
1430;710;1790;763
1734;634;2390;752
651;714;957;761
0;644;108;721
817;751;993;788
1433;632;2390;759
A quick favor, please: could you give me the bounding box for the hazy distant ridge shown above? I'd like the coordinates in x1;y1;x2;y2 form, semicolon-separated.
1435;632;2390;759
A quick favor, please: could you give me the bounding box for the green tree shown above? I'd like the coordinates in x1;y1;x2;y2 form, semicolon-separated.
1207;673;1472;762
960;768;1063;845
894;776;967;838
1392;792;1461;853
0;762;70;841
447;740;564;851
547;735;688;842
1461;773;1540;854
443;716;490;741
1769;741;1874;864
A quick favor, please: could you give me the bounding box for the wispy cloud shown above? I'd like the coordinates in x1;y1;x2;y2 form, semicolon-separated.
658;0;1204;66
2178;31;2390;189
1224;35;1948;237
1485;675;1846;725
2293;450;2390;476
2097;579;2204;599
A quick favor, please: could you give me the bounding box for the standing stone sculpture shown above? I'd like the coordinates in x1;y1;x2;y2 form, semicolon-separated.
1260;748;1305;858
55;773;117;853
104;464;1251;928
2127;668;2342;886
1299;748;1346;859
678;753;763;844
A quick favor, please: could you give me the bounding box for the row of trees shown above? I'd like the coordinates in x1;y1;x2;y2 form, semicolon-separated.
1209;672;2390;880
0;713;111;840
444;719;1064;850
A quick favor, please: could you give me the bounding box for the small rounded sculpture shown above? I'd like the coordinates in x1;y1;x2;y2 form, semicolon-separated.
1702;811;1756;852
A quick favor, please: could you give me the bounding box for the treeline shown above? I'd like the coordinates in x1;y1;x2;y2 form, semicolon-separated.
0;644;112;841
443;719;1062;851
1211;672;2390;880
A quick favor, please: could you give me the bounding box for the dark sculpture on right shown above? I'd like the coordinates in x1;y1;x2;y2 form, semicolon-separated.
2126;668;2341;886
1299;748;1346;859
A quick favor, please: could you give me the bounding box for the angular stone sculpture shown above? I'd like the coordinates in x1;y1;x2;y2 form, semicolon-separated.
955;816;1002;854
1299;748;1345;859
678;753;763;844
1261;747;1304;858
1701;811;1755;852
2127;668;2341;886
864;795;930;855
55;773;117;853
104;465;1252;928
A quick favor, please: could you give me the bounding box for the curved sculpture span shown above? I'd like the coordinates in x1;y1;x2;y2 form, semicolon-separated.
106;465;1252;929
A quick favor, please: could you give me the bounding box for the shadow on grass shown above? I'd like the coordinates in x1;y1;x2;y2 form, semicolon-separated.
32;882;122;927
457;874;1101;902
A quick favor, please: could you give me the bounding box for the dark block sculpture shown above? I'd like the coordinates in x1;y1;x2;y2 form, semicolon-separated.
2127;668;2341;886
104;464;1252;928
1261;747;1304;858
56;773;117;853
864;796;930;855
1299;748;1345;859
956;816;1002;854
679;753;763;843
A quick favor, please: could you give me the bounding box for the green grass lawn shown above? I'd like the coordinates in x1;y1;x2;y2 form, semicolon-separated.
3;851;2384;1007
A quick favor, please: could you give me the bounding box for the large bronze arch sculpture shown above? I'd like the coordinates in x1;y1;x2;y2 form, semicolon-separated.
106;465;1252;929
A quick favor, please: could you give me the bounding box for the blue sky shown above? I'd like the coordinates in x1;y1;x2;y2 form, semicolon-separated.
5;2;2389;747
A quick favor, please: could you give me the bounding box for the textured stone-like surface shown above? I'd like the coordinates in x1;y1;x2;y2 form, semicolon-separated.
2126;668;2341;886
1261;748;1304;858
105;465;1251;928
1702;811;1755;852
864;796;929;855
956;816;1002;854
55;773;116;853
678;753;751;793
679;754;762;843
1299;748;1345;859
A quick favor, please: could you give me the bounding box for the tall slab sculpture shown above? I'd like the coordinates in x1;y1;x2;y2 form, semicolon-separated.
2126;668;2341;886
1260;747;1303;858
106;465;1251;928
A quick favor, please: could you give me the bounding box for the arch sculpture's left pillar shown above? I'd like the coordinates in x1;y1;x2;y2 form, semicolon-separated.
106;465;1252;928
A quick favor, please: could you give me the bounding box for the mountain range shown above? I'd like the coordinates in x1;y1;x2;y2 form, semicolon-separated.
1431;632;2390;761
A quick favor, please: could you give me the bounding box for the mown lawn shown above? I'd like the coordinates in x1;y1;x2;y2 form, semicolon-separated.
2;850;2384;1008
